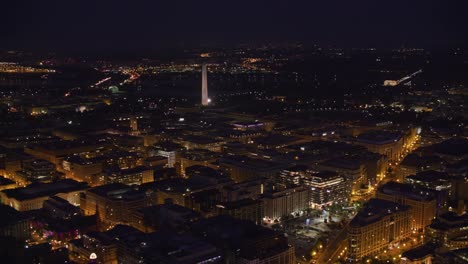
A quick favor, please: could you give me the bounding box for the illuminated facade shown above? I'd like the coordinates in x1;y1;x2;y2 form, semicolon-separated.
0;179;87;211
376;182;437;232
304;171;348;207
80;183;152;225
262;186;310;221
348;199;412;262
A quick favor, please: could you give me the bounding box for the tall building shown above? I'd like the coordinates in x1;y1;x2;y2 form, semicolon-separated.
201;63;209;106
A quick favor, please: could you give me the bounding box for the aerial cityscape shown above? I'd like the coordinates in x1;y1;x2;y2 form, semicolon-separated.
1;1;467;264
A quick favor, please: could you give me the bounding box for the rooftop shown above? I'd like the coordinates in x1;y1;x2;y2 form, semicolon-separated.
350;198;410;227
87;183;145;201
216;198;262;210
401;243;436;261
0;176;15;186
378;181;436;201
356;130;402;145
2;179;88;201
400;153;445;167
220;155;284;170
0;204;30;227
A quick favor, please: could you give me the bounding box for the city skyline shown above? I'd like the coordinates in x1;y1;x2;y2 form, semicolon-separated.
0;2;467;264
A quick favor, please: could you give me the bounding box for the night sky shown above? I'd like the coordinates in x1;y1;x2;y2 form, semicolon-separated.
3;0;468;53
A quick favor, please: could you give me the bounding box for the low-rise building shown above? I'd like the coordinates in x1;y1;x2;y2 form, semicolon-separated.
15;159;60;184
80;183;153;226
128;201;201;233
104;166;154;186
0;176;16;191
191;215;295;264
215;198;264;224
0;204;31;241
425;212;468;250
0;179;87;211
68;224;141;264
400;243;436;264
220;155;285;182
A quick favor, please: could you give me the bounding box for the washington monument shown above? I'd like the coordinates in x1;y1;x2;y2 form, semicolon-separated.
201;64;209;106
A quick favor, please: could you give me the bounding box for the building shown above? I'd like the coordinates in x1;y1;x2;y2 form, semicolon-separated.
116;230;223;264
221;178;265;202
128;200;201;233
68;224;141;264
405;171;451;192
303;170;348;208
376;182;438;232
152;141;185;168
42;195;81;220
348;199;412;262
176;135;224;152
0;204;31;241
15;159;59;184
278;165;309;185
399;154;445;179
179;149;219;176
184;165;231;185
104;166;154;186
262;185;310;221
354;130;404;164
405;171;452;210
80;183;153;226
24;139;111;166
319;157;366;193
0;179;88;211
62;156;103;186
425;212;468;250
191;216;295;264
0;176;16;191
220;155;286;182
140;177;226;209
400;243;436;264
215;198;264;224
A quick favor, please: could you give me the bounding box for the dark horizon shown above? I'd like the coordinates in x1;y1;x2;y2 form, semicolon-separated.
3;0;468;54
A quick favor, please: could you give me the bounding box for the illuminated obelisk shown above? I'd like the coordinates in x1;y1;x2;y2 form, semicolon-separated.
201;64;209;106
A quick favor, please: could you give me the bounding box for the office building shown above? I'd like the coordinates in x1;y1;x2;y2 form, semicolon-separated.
80;183;153;226
192;216;295;264
303;170;348;208
215;198;264;224
0;179;87;211
262;185;310;221
104;166;154;186
376;182;438;232
348;199;412;261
